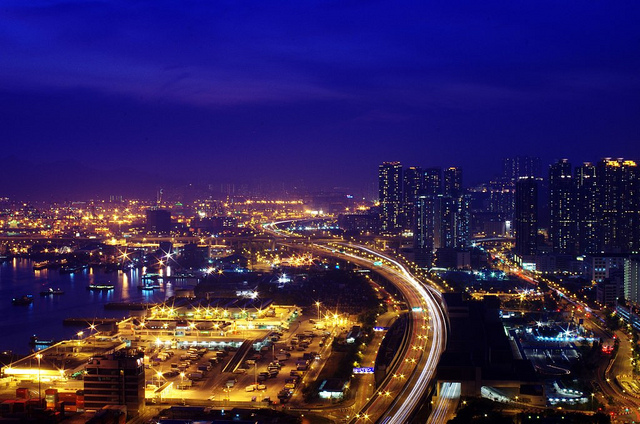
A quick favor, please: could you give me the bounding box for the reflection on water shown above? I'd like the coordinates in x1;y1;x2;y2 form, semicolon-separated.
0;259;195;354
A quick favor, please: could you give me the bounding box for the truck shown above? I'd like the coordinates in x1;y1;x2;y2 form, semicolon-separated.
177;380;193;390
188;372;203;381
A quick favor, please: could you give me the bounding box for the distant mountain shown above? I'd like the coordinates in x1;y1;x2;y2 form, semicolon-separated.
0;156;176;201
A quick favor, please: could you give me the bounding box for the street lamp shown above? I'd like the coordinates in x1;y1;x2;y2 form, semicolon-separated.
180;372;186;401
88;324;96;348
35;353;42;403
315;301;321;322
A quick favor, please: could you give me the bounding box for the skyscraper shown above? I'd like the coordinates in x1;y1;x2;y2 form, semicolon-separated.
424;168;442;196
434;196;456;249
435;168;469;250
504;156;541;180
549;159;576;254
455;194;471;248
625;257;640;305
443;167;463;197
621;160;640;253
402;166;423;231
379;162;402;234
487;177;515;222
596;158;640;253
574;162;599;255
414;166;469;267
515;176;538;257
415;192;436;266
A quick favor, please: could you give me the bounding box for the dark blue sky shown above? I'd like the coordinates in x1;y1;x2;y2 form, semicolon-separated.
1;0;639;193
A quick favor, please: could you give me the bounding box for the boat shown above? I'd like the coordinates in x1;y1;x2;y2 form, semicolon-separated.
29;335;58;348
12;295;34;305
138;283;161;290
174;271;198;278
87;284;115;291
138;285;155;291
60;264;88;274
40;288;65;296
33;261;50;270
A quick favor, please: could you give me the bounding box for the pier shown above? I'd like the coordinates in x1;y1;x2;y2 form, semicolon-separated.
62;318;121;326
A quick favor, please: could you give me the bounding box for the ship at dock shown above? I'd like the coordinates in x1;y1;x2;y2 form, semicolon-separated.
87;283;114;291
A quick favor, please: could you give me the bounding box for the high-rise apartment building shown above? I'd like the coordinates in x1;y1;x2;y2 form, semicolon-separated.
402;166;423;231
424;168;442;196
625;257;640;305
415;193;436;266
549;159;576;254
575;162;599;255
379;162;403;234
487;177;515;222
414;166;469;267
504;156;541;180
443;167;463;197
515;176;538;257
455;194;471;248
434;196;456;250
596;158;640;253
83;350;145;416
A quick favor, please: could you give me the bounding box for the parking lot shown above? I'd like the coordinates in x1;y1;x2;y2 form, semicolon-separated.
138;313;339;406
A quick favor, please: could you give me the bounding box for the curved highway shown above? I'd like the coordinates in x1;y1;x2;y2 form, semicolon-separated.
263;221;449;423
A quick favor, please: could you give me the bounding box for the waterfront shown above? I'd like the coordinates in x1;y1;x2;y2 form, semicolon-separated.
0;258;194;354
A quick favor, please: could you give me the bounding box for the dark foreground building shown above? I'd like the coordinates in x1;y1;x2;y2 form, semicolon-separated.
436;294;541;404
146;208;172;233
83;350;145;417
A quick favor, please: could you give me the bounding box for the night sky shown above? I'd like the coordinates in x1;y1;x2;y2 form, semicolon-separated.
1;1;639;196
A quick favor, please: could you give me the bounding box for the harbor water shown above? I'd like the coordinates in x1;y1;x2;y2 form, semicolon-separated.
0;258;194;354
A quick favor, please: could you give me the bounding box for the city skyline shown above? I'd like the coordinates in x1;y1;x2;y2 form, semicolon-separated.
2;3;640;421
3;154;640;201
1;1;639;197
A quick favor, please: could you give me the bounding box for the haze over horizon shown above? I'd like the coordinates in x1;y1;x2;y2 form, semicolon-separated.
1;1;639;197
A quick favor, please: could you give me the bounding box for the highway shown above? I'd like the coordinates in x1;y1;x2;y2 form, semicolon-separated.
427;382;461;424
263;221;449;423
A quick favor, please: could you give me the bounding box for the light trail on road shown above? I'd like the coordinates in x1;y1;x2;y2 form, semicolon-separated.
427;382;460;424
336;244;447;424
263;221;449;423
